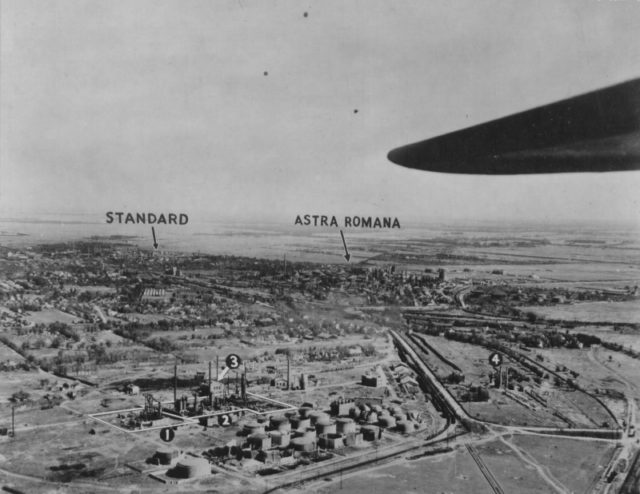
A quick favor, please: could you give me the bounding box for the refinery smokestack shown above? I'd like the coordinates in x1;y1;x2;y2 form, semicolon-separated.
173;363;177;403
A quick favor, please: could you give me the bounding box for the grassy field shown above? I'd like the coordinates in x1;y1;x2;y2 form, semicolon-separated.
315;449;494;494
415;335;493;384
466;399;566;428
510;433;616;493
23;308;79;324
519;300;640;323
0;339;24;361
476;438;562;494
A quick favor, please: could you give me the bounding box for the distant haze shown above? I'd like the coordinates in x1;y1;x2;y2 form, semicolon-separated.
1;0;640;227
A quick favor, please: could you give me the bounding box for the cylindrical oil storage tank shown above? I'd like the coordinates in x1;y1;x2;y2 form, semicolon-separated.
289;416;301;429
396;420;415;434
269;430;291;448
172;457;210;479
361;425;379;442
318;432;344;450
290;417;311;430
371;404;383;414
270;415;286;426
291;436;315;453
317;433;329;449
394;413;407;422
300;427;317;440
298;406;313;418
389;406;403;416
336;418;356;434
270;416;291;433
243;421;265;435
292;427;317;440
154;447;176;465
378;415;396;428
349;407;359;419
365;412;378;424
257;416;268;424
248;432;271;450
309;411;330;425
276;421;291;434
327;432;344;449
316;418;336;435
285;411;297;419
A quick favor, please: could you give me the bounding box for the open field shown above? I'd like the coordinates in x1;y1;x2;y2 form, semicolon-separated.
315;449;494;494
519;300;640;323
509;433;617;493
476;434;616;493
466;399;566;428
23;309;79;325
0;340;23;362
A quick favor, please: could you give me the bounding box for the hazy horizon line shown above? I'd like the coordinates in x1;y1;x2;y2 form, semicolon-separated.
1;211;638;231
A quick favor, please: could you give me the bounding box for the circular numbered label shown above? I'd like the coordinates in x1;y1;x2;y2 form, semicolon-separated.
489;352;503;368
160;427;175;442
218;414;232;426
225;354;242;369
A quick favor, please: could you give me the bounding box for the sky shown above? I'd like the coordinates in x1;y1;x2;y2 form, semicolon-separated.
1;0;640;227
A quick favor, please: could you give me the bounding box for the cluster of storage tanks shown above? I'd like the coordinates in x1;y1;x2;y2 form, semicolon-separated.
341;400;420;435
238;409;365;454
237;400;419;455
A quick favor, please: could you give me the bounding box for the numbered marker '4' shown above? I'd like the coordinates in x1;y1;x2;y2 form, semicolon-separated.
489;352;503;368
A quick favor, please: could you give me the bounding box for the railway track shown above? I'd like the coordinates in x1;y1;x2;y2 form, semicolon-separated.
465;444;505;494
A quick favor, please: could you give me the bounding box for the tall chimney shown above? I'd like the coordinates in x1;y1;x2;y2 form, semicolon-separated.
208;361;213;404
173;363;177;403
287;355;290;390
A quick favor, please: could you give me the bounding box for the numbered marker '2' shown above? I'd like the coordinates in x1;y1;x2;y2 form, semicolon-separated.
218;414;232;427
489;352;503;368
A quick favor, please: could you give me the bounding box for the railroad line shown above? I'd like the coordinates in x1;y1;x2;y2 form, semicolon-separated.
465;444;505;494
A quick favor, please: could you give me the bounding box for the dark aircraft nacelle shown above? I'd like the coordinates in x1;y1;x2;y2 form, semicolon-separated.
388;78;640;174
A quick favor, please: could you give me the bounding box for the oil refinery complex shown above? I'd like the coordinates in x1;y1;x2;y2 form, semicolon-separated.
0;234;639;493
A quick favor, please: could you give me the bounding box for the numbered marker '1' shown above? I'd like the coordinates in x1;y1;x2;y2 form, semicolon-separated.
489;352;503;368
160;427;175;442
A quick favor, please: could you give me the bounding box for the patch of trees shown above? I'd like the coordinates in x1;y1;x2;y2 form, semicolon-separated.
144;337;178;353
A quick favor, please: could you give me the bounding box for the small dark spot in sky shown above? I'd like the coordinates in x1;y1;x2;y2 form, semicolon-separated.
264;71;268;76
353;109;359;114
303;12;308;18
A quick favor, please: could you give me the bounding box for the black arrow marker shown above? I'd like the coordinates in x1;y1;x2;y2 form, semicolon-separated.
151;227;159;250
339;230;351;262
